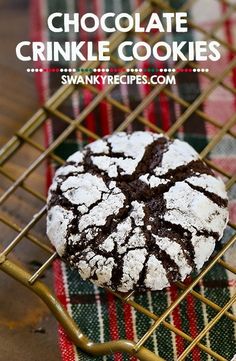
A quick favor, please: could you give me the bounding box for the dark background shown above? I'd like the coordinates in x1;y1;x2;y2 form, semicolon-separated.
0;1;60;360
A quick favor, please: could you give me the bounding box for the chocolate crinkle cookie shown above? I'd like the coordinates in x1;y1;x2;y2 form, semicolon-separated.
47;131;229;292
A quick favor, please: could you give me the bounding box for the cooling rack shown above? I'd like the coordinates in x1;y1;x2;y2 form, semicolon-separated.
0;0;236;360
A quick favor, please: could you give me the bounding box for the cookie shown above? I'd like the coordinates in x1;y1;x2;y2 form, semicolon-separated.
46;132;229;292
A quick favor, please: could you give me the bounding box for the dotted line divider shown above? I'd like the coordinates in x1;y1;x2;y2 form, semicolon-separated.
27;67;209;73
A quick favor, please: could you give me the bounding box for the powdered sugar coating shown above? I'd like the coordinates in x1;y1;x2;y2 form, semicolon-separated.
187;174;228;200
121;249;148;291
145;255;170;290
154;140;198;176
47;206;73;256
164;182;228;238
47;131;228;292
153;235;192;279
78;185;126;232
139;174;170;188
61;174;108;206
91;132;162;177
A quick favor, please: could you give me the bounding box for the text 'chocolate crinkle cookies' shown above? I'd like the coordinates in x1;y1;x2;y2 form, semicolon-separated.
47;132;229;292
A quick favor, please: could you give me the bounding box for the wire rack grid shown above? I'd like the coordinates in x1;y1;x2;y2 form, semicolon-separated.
0;0;236;360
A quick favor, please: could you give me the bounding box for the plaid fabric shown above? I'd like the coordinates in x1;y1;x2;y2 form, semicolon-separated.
31;0;236;360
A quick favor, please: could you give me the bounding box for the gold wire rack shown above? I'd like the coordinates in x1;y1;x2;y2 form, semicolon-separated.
0;0;236;360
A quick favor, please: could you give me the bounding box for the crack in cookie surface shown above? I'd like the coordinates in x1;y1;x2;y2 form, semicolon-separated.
47;132;229;292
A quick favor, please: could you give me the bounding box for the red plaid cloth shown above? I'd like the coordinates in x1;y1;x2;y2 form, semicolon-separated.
31;0;236;360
